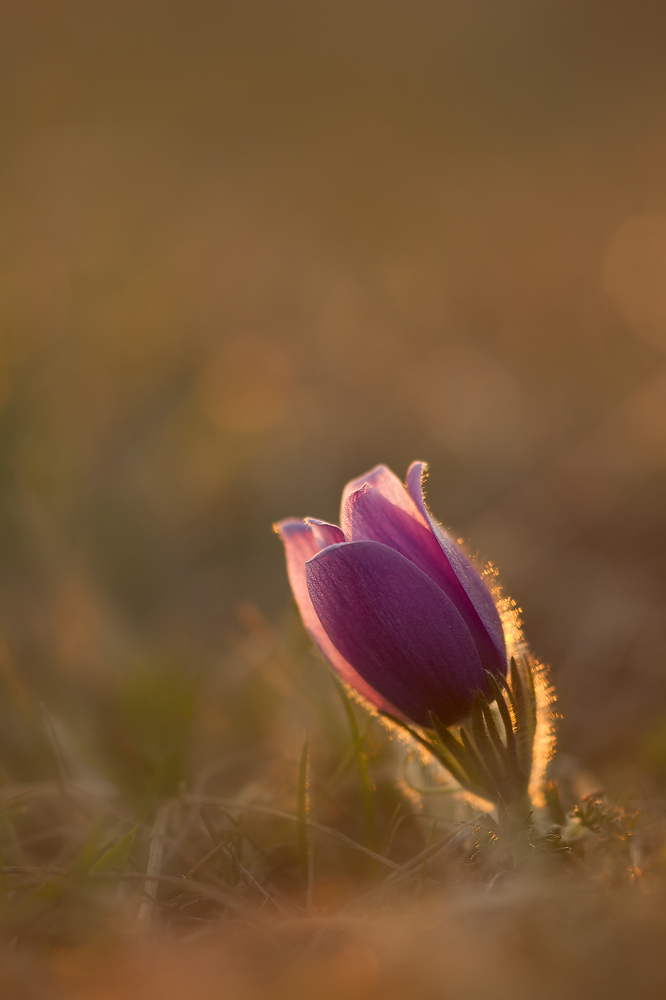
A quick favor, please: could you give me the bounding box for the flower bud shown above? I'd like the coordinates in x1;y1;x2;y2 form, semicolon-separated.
276;462;506;727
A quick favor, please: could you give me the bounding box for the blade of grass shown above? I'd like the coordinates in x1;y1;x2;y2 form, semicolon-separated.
76;816;104;874
90;870;262;921
187;795;402;871
137;802;170;924
384;803;403;859
419;817;439;896
198;806;233;882
297;734;312;908
90;827;137;873
226;842;288;914
185;839;227;879
334;678;376;852
39;707;95;822
40;703;71;788
344;824;472;910
323;717;371;795
199;805;220;847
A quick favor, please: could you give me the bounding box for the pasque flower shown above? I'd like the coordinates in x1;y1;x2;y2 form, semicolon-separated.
276;462;507;729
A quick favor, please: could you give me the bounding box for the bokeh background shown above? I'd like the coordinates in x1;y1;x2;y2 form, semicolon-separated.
2;0;666;787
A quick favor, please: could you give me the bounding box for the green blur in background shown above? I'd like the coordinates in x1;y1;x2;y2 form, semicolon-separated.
1;0;666;794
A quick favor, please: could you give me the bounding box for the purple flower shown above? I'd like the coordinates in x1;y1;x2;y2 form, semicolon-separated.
275;462;507;728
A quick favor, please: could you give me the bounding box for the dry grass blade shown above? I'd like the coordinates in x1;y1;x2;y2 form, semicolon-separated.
225;842;288;913
90;871;263;921
185;795;402;871
344;825;472;909
297;734;310;884
334;678;377;852
137;802;171;923
184;838;228;879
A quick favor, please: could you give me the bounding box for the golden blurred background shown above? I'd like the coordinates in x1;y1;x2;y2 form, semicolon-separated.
2;0;666;783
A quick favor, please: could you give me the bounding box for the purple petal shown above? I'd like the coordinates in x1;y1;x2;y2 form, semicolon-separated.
274;519;402;715
340;464;428;536
406;461;507;670
343;481;505;674
305;518;345;548
406;461;431;525
306;540;486;727
342;484;458;594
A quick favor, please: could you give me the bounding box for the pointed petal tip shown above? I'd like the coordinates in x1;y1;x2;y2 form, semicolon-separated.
274;517;308;538
304;519;346;547
341;462;429;532
406;461;432;524
407;460;428;478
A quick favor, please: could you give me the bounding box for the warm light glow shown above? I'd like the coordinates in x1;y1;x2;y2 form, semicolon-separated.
604;213;666;352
